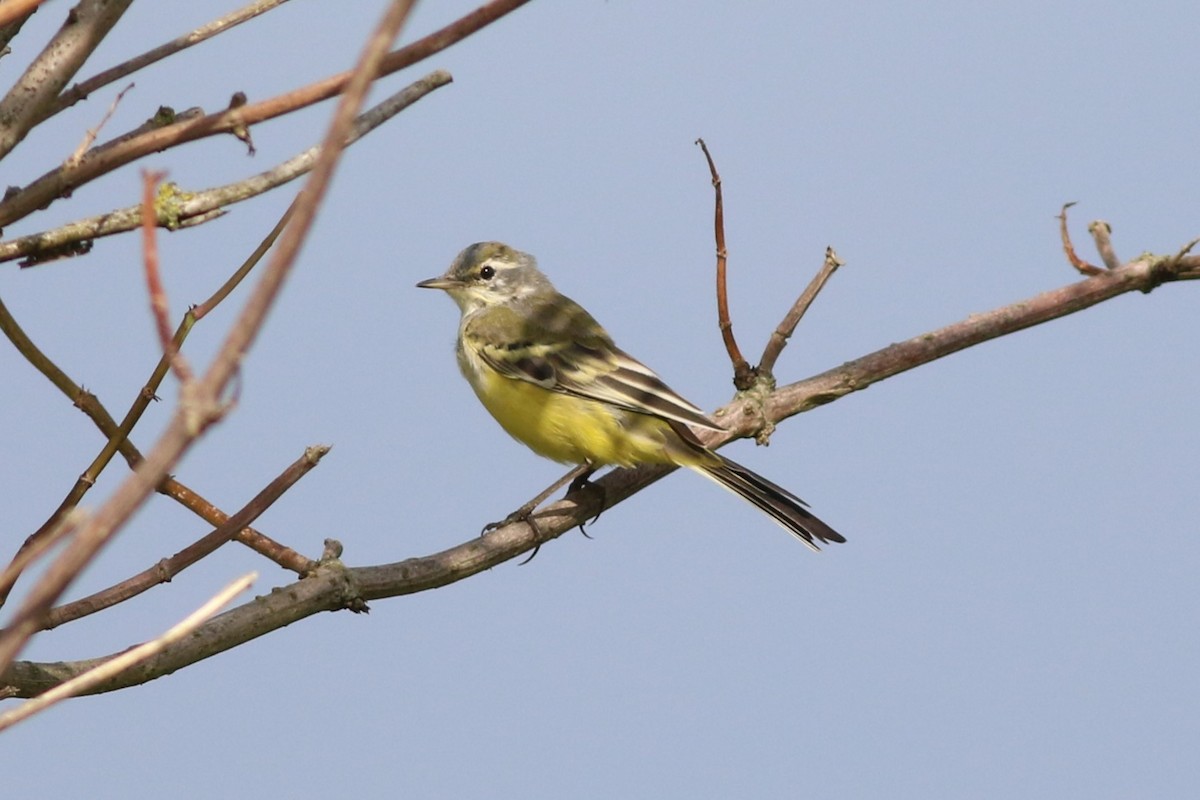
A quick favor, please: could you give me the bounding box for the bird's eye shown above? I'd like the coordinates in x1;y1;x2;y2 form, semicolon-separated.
479;265;496;280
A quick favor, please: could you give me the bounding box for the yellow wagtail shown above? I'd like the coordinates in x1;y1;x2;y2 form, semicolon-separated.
417;242;844;550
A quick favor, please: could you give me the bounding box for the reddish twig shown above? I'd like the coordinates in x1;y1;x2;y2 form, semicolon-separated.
0;0;49;29
695;138;753;389
141;171;193;383
36;446;328;632
0;0;532;229
1;71;448;268
1058;202;1103;276
759;247;843;378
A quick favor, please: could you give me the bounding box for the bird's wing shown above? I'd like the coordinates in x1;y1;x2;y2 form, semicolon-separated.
468;298;724;432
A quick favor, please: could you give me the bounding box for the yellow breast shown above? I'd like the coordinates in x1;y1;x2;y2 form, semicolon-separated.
456;339;700;468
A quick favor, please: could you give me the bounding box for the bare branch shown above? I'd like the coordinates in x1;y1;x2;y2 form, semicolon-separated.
64;81;133;167
0;71;452;267
0;277;312;606
5;239;1196;699
0;0;135;159
41;446;328;631
0;573;254;731
38;0;293;126
0;0;419;685
0;0;532;229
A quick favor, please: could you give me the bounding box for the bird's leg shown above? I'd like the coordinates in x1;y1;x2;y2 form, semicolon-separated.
564;464;605;535
481;464;597;562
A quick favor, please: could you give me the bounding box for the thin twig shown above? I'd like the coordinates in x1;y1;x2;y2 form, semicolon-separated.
0;283;311;605
759;247;843;377
1058;202;1103;275
0;573;255;732
0;72;451;267
1088;220;1121;270
65;82;134;168
695;138;753;388
141;171;193;383
39;446;328;631
0;509;82;604
39;0;293;126
0;0;532;229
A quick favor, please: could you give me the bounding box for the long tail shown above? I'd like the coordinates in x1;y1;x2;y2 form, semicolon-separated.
693;455;845;551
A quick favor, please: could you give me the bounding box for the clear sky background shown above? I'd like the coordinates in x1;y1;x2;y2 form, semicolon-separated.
1;1;1196;797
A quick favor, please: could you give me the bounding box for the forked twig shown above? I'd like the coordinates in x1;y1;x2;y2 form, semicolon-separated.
39;446;327;631
759;247;843;377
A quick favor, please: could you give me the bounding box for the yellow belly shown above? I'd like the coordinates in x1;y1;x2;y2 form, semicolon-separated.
459;348;706;468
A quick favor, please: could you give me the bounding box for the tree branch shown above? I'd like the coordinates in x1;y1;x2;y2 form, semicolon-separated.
35;0;293;127
38;446;327;631
0;573;254;726
5;241;1195;699
0;0;419;677
0;70;452;267
0;0;533;230
0;0;135;160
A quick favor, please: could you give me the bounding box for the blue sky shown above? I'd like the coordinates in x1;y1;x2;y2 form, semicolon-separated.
1;1;1197;797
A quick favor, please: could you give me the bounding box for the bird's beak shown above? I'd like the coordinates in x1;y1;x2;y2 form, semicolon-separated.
416;276;461;290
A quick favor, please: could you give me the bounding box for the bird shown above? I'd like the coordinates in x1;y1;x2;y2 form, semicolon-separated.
417;242;844;551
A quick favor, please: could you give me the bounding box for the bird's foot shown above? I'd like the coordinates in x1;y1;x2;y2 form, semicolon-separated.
481;503;546;565
566;468;605;535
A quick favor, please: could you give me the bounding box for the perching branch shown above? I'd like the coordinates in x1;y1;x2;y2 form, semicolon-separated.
5;226;1196;699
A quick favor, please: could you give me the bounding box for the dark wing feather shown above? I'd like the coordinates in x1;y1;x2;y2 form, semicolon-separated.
469;295;723;431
